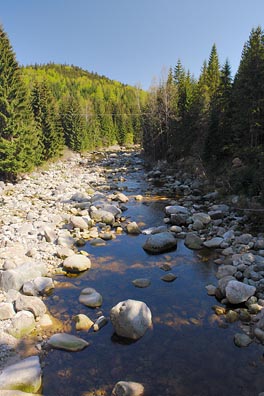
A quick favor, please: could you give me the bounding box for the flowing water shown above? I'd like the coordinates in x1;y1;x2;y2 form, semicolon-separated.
41;152;264;396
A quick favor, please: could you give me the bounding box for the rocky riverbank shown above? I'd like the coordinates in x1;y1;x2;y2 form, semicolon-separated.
1;148;264;394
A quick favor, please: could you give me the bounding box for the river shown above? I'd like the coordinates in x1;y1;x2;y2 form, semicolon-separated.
41;150;264;396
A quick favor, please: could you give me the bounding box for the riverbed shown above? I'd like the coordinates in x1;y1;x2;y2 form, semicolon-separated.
39;151;264;396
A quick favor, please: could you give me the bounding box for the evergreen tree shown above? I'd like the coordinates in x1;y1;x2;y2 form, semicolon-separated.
231;26;264;150
60;95;88;151
31;81;64;161
0;25;40;178
203;60;232;166
207;44;221;98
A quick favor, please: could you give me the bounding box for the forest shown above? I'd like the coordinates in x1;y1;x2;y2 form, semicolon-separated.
143;27;264;202
1;23;264;202
0;24;146;179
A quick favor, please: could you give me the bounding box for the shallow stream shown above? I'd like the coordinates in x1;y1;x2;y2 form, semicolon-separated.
41;152;264;396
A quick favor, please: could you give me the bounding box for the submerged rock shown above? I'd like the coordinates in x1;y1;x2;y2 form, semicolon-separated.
184;233;203;250
234;333;252;347
132;279;151;288
110;299;152;340
79;287;103;307
112;381;144;396
48;333;89;351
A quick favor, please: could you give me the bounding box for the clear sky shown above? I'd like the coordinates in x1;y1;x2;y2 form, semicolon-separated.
1;0;264;89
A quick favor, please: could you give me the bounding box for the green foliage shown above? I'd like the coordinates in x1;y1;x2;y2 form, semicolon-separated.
0;25;40;178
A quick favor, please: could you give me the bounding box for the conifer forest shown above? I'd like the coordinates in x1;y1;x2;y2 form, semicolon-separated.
1;24;264;201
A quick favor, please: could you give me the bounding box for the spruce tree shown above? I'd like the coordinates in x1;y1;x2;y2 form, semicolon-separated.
0;25;40;178
60;95;88;151
31;81;64;161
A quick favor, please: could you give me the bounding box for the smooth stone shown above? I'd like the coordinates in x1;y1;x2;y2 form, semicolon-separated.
73;314;94;331
15;294;46;318
192;212;211;225
0;356;42;393
90;238;106;246
225;310;239;323
161;273;177;282
0;302;16;320
160;263;172;271
90;209;115;225
112;381;144;396
205;285;217;296
48;333;89;351
0;391;42;396
33;276;54;295
225;280;256;304
63;254;91;273
7;311;36;338
132;279;151;288
126;222;141;235
93;315;108;332
203;237;224;248
254;327;264;343
79;287;103;308
110;299;152;340
234;333;252;347
165;205;189;215
184;233;203;250
143;232;177;254
216;265;237;279
70;215;90;230
0;262;47;291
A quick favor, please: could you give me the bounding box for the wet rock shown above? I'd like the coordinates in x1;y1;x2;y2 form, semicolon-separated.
33;276;54;295
113;192;129;203
135;195;143;201
161;273;177;282
112;381;144;396
48;333;89;351
73;314;94;331
142;226;167;235
0;391;42;396
126;222;141;235
93;315;108;331
205;285;217;296
90;238;106;246
234;333;252;347
110;299;152;340
212;305;226;315
218;276;236;295
235;233;253;245
79;287;103;308
63;254;91;273
184;233;203;250
142;232;177;254
132;279;151;288
254;327;264;343
225;280;256;304
225;310;239;323
0;356;42;393
239;309;251;322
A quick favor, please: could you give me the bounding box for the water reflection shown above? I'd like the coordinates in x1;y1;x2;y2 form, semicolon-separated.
42;156;264;396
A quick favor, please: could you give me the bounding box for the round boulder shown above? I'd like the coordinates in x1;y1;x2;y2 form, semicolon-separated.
110;299;152;340
143;232;177;254
79;287;103;308
63;254;91;273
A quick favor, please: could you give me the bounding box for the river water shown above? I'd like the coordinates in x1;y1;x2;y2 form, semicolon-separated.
41;151;264;396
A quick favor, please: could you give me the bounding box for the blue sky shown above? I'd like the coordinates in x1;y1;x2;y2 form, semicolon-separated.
1;0;264;89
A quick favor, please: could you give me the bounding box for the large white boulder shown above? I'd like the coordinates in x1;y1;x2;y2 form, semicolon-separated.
110;299;152;340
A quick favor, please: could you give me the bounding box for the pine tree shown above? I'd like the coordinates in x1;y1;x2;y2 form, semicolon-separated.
31;81;64;161
207;44;221;98
0;25;40;178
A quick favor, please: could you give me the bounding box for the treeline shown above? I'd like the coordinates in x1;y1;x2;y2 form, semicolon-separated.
0;25;146;179
143;27;264;200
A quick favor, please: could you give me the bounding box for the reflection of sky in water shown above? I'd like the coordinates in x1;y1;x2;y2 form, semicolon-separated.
42;157;264;396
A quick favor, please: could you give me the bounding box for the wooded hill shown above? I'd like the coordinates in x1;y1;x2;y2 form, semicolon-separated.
142;27;264;202
0;24;146;179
